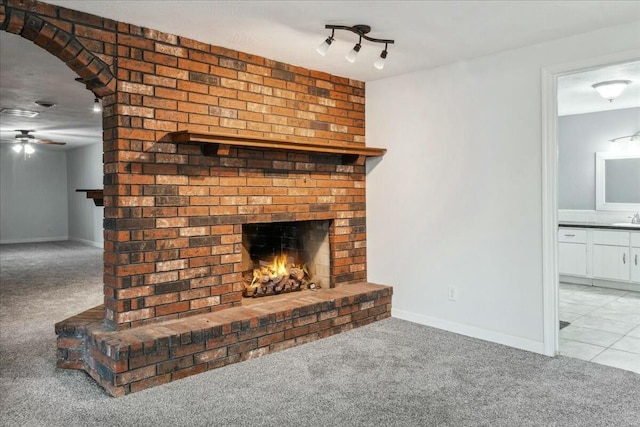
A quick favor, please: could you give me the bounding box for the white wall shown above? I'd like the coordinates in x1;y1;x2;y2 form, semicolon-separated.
66;143;104;247
0;144;68;243
558;107;640;210
366;21;640;354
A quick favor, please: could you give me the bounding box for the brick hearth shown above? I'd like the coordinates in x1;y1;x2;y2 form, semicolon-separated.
56;283;392;396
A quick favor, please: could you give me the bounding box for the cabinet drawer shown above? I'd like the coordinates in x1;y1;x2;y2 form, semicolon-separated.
558;229;587;243
632;232;640;248
593;230;630;246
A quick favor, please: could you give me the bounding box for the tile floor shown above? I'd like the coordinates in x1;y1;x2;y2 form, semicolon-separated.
559;282;640;374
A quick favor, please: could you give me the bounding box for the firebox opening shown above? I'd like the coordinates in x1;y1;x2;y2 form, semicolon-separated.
241;220;331;297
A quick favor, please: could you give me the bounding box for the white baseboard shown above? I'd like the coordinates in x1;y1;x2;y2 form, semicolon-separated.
593;279;640;293
0;236;69;245
392;308;545;355
559;275;591;285
69;237;104;249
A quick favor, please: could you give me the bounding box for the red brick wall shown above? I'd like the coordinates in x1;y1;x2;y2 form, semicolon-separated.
1;0;368;330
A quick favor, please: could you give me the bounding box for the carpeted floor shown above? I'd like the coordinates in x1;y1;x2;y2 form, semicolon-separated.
1;241;639;427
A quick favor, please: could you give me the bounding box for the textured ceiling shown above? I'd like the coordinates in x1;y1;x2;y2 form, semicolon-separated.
1;1;639;149
0;32;102;149
44;0;640;82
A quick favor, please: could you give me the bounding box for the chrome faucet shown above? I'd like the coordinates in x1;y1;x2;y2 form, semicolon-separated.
632;213;640;224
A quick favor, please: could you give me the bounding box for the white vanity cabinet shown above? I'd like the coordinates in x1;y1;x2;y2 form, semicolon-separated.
559;226;639;290
632;233;640;284
558;229;587;277
592;230;630;282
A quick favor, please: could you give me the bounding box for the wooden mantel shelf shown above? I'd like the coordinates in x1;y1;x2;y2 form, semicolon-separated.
76;189;104;206
168;130;386;164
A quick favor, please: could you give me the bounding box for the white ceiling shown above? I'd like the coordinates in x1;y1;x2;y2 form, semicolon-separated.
558;61;640;116
1;1;639;149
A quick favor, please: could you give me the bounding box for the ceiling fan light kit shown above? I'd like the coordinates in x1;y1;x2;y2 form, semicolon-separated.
591;79;632;102
5;130;67;159
316;24;394;69
12;141;35;159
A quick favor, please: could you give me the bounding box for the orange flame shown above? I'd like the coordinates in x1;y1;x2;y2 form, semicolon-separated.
272;254;288;276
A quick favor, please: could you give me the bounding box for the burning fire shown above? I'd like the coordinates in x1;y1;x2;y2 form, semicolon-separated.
272;254;288;277
244;253;312;297
250;254;289;287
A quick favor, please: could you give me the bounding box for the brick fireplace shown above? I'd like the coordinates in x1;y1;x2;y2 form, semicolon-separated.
1;0;392;396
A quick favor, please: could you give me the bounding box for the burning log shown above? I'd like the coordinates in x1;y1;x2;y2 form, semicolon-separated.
243;254;314;297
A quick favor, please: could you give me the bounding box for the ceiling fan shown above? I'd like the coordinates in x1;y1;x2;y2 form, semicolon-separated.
4;130;66;158
12;129;67;146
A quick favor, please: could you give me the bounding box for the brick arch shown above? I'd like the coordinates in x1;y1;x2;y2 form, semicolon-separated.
0;6;115;97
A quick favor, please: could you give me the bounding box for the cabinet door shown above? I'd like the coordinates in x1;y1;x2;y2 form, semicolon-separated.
558;242;587;276
593;245;630;282
632;248;640;284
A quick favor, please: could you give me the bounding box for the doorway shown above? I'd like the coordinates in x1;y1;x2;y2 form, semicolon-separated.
542;53;640;373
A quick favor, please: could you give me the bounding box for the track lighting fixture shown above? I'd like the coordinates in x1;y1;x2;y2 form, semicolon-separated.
93;98;102;113
316;24;394;69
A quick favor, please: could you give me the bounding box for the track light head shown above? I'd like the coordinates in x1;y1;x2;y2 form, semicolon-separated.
374;47;388;70
346;40;362;63
316;36;334;56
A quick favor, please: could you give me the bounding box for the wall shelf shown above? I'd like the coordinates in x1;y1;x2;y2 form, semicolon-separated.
76;189;104;206
168;130;386;165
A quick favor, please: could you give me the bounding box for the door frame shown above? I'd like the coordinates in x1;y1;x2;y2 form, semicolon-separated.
540;49;640;356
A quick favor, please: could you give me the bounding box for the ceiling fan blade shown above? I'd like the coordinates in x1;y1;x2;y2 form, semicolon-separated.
37;139;67;145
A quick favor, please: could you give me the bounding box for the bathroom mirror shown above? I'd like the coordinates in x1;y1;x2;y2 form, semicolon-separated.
595;152;640;211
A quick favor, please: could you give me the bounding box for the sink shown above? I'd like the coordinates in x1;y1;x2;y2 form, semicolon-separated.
612;223;640;228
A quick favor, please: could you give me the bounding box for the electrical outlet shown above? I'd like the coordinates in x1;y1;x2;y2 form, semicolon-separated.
448;286;457;301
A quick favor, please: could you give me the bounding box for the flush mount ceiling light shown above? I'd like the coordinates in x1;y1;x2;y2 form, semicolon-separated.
316;24;394;69
591;80;632;102
35;100;56;108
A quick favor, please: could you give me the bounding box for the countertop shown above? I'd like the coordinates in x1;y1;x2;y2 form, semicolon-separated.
559;221;640;231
